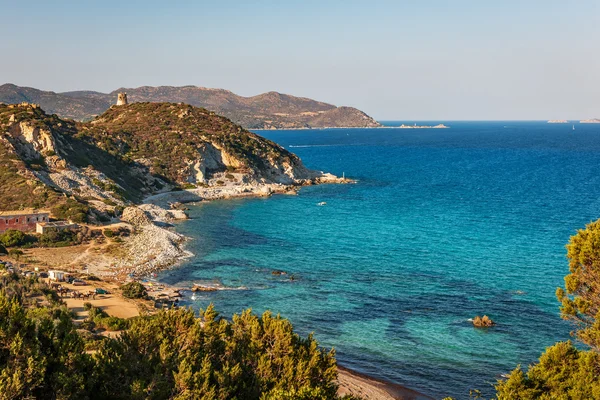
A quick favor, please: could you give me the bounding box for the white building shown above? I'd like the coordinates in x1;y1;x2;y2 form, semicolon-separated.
48;270;68;282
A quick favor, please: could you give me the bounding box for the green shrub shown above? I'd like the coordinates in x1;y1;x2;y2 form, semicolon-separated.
51;199;89;223
0;229;29;247
8;249;23;259
0;244;6;255
98;316;129;331
120;281;147;299
38;228;78;247
103;229;114;238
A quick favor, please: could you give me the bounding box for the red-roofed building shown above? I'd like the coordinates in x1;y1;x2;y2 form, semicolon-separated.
0;210;50;233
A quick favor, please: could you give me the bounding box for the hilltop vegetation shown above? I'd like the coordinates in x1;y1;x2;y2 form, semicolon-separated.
0;101;319;220
83;102;308;184
0;83;382;129
0;272;359;399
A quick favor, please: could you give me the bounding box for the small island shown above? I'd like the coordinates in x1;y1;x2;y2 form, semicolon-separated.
398;123;449;129
547;120;568;123
580;118;600;124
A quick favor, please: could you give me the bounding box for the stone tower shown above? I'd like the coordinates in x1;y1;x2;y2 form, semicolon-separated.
116;93;128;106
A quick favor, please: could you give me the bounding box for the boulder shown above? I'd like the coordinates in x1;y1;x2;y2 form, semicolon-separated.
121;206;152;226
472;315;495;327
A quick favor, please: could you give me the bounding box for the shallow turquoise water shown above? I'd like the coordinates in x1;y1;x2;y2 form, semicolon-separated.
159;122;600;398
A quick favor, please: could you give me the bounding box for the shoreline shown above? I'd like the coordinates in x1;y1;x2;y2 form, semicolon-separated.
337;366;434;400
121;177;353;279
47;177;432;399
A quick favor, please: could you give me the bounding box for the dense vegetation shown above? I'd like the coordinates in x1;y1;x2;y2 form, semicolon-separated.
0;228;80;248
120;281;147;299
0;101;310;217
82;102;301;183
494;219;600;399
0;272;357;399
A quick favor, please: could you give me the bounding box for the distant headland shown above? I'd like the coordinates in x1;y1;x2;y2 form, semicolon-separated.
398;123;449;129
0;83;381;130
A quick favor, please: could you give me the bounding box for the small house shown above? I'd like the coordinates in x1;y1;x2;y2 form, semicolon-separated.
0;210;50;233
36;221;79;235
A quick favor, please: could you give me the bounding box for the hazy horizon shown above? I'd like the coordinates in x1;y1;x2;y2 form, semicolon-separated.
1;0;598;120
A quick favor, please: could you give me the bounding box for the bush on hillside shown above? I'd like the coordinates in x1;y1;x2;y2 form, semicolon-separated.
120;281;147;299
51;199;89;223
38;228;79;247
0;229;29;247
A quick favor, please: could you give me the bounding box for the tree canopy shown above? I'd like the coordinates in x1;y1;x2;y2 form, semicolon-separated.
0;273;354;400
557;219;600;350
495;219;600;399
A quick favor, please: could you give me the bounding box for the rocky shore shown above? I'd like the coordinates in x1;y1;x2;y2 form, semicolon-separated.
117;176;351;279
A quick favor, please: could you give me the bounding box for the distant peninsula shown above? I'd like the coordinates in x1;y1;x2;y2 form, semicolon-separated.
398;123;448;129
580;118;600;124
0;83;381;130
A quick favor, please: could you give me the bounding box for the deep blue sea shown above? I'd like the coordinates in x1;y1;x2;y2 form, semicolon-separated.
158;121;600;399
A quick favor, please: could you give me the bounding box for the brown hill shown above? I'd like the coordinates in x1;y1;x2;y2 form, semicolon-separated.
0;101;331;222
0;84;381;129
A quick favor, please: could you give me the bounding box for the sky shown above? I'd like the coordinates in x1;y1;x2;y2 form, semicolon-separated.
0;0;598;120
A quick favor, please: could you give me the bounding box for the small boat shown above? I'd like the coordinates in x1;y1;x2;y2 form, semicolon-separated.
317;202;327;206
573;124;575;130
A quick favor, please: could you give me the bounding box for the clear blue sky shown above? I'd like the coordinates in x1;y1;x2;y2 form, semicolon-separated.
1;0;598;120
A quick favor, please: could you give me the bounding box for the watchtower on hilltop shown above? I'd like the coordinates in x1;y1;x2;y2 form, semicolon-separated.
116;93;128;106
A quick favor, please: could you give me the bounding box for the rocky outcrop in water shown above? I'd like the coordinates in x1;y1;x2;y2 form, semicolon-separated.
472;315;495;327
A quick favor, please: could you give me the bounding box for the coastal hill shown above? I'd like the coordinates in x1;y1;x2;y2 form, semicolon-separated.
0;83;381;129
0;101;333;221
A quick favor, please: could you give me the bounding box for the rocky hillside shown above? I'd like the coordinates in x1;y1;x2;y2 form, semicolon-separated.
0;84;381;129
0;102;329;221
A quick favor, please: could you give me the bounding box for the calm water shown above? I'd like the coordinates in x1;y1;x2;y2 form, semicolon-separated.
158;121;600;398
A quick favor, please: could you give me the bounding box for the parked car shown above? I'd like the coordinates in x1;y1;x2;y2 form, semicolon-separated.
95;288;108;294
72;279;87;286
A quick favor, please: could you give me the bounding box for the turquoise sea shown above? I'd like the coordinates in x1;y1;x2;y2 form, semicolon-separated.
158;121;600;398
